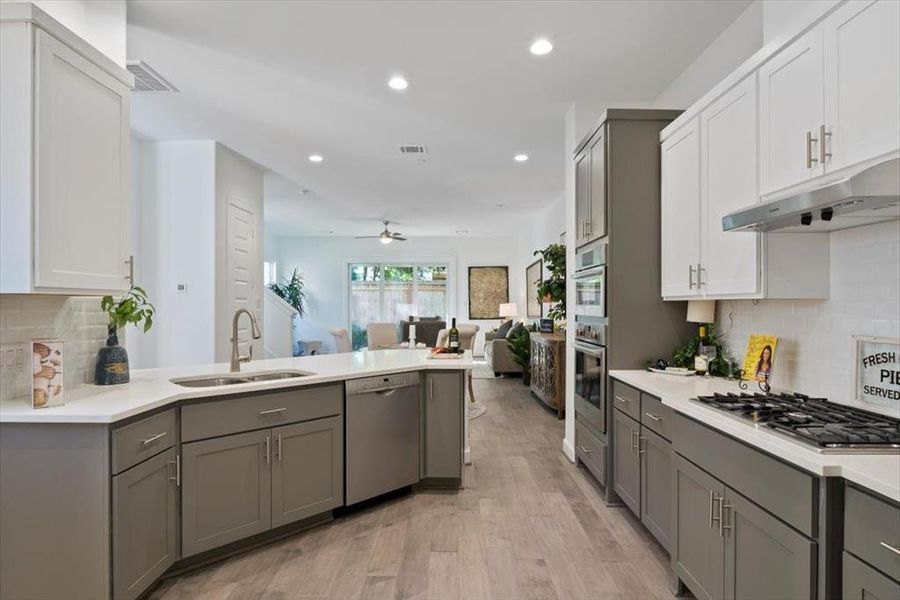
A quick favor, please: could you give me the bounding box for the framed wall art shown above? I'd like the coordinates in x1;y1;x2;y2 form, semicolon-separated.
468;266;509;319
526;259;543;318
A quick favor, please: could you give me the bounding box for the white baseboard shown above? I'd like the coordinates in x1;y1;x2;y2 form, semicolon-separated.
562;437;576;463
465;444;471;465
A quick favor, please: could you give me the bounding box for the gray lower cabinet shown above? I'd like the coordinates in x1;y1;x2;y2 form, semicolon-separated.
272;416;343;528
640;427;671;551
843;551;900;600
674;453;815;600
182;429;272;557
613;408;641;515
112;447;179;600
424;371;463;479
673;454;726;600
722;486;814;600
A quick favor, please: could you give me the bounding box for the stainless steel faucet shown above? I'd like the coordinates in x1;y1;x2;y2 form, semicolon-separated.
230;308;262;372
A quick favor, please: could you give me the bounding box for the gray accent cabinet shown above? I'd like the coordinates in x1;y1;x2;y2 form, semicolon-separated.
613;408;641;515
640;427;671;552
423;371;463;479
272;416;343;528
842;551;900;600
181;429;272;557
112;447;179;600
844;485;900;581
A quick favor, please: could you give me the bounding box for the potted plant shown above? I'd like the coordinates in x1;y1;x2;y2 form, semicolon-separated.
267;268;307;322
96;286;155;385
534;243;566;324
507;326;532;386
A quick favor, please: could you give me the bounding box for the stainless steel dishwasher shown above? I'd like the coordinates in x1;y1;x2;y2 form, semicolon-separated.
345;372;420;505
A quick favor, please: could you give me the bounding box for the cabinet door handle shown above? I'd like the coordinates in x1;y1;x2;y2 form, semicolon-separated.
720;500;732;536
141;431;167;446
688;265;696;289
638;436;646;455
615;395;631;404
820;124;831;163
429;377;434;399
644;412;662;422
577;444;592;454
584;220;592;238
709;490;722;528
697;263;705;287
125;255;134;284
880;542;900;556
259;407;287;416
168;454;181;487
264;436;270;464
631;428;639;453
806;130;819;168
276;434;282;461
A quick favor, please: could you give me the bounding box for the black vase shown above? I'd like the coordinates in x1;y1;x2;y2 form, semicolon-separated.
95;326;130;385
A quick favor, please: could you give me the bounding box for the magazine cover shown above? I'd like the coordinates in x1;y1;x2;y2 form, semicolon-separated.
742;334;778;383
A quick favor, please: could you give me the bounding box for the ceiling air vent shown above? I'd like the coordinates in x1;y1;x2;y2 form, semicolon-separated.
399;145;427;155
126;61;179;92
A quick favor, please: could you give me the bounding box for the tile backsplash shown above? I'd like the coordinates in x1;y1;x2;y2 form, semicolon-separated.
0;295;110;403
717;220;900;410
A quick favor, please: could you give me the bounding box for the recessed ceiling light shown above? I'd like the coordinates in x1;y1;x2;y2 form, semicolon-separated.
514;154;529;162
308;154;323;163
497;203;506;208
388;76;408;90
530;38;553;56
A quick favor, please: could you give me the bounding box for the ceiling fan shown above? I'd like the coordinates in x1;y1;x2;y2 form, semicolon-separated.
355;220;407;244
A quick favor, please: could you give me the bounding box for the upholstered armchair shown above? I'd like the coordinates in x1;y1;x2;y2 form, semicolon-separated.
483;331;522;376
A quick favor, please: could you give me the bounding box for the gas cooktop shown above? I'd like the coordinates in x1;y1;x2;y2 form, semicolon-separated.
694;392;900;452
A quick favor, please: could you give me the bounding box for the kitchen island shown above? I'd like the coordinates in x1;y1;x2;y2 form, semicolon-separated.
0;349;471;600
606;369;900;600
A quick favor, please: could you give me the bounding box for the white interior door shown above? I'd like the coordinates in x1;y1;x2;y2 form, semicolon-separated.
823;0;900;172
758;29;825;196
34;29;130;291
701;76;761;297
226;198;260;358
661;119;701;299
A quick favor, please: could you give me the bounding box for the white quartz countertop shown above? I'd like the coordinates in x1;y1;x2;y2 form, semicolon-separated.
1;349;472;425
609;369;900;501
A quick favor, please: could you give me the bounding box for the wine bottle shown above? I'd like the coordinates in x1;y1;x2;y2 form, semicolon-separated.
694;325;708;375
448;318;460;353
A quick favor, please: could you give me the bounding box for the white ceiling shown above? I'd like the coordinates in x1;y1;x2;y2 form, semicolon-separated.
127;0;749;237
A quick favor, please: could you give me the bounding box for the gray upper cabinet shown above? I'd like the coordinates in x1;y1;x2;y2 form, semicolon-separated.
181;429;272;557
843;551;900;600
575;148;591;246
272;416;343;528
673;454;726;600
588;130;606;240
722;487;814;600
613;409;640;516
424;372;463;479
112;447;178;600
640;427;671;552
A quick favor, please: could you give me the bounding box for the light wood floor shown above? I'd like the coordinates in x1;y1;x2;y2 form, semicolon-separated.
150;375;676;600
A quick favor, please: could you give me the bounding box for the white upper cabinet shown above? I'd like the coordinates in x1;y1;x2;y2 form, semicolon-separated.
759;29;825;196
660;118;701;299
823;0;900;172
701;76;760;297
0;5;133;294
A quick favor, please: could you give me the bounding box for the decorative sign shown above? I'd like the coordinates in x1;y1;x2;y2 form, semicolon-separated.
854;336;900;405
539;318;554;333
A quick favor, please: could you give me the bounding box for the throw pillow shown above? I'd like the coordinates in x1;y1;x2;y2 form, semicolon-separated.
506;322;526;340
497;319;513;337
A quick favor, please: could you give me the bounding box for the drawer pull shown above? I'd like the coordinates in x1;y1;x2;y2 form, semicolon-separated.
615;395;631;404
259;407;287;416
577;445;592;454
880;541;900;556
644;412;662;422
140;431;168;446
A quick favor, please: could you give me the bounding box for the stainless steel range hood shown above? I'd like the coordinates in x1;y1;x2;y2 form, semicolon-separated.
722;158;900;233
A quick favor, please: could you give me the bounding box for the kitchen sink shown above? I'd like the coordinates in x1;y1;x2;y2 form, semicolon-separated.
171;370;311;388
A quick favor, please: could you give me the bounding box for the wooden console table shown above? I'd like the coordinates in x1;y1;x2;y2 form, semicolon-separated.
530;332;566;419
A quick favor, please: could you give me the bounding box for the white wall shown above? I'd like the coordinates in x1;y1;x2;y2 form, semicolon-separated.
128;139;217;369
214;143;265;363
3;0;128;65
654;1;763;108
268;235;520;355
762;0;839;44
718;221;900;411
517;194;566;321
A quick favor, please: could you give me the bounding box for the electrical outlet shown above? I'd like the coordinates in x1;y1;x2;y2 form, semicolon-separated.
176;283;188;293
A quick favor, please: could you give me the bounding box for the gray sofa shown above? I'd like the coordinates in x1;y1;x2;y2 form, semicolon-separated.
484;331;522;376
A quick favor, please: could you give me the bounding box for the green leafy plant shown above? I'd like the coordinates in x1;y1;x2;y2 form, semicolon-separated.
507;326;532;384
101;286;155;333
671;323;733;377
268;268;306;317
534;243;566;321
